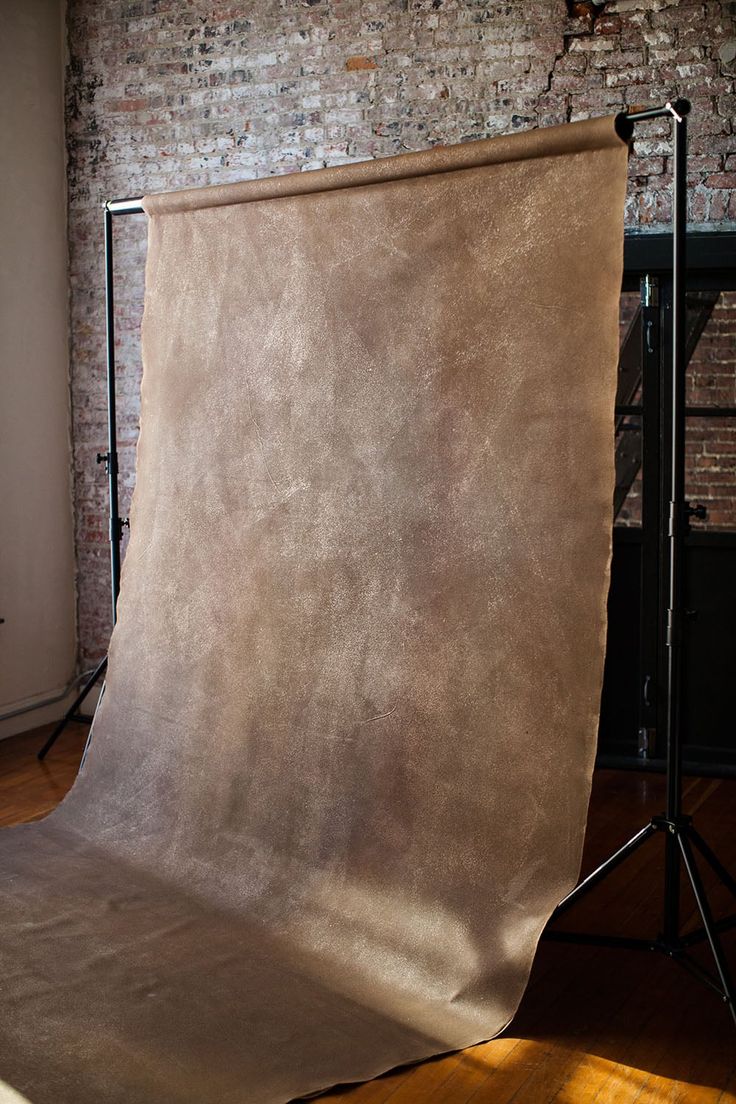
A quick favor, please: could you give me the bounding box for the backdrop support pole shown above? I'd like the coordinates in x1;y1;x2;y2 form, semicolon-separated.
38;204;131;760
662;97;688;947
544;99;736;1029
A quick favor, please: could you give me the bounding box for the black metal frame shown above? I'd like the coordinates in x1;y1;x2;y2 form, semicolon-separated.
37;98;736;1025
603;233;736;774
543;99;736;1028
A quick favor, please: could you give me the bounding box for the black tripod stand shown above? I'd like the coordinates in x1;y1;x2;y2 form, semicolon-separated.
38;205;128;761
544;99;736;1026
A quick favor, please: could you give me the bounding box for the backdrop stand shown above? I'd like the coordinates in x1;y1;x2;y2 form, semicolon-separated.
37;100;736;1024
543;99;736;1028
38;205;131;761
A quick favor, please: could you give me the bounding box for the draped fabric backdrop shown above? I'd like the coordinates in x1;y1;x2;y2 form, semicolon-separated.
0;115;629;1104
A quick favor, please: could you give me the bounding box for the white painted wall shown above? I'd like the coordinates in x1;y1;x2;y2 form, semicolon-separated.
0;0;78;738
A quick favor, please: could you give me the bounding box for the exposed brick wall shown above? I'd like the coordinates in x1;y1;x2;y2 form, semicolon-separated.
65;0;736;665
688;294;736;526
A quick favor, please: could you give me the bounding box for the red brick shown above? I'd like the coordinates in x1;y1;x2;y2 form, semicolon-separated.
344;55;378;71
594;14;623;35
705;172;736;189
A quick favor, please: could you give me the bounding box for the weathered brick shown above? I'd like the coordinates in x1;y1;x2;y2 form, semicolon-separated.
595;14;623;35
344;55;379;71
705;172;736;189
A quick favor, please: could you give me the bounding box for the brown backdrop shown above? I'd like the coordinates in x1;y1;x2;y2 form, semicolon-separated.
0;115;628;1104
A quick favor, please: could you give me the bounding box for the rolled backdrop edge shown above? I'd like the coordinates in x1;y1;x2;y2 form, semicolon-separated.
142;112;630;216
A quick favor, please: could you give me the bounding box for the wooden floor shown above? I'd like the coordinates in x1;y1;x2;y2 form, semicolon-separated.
2;723;735;1102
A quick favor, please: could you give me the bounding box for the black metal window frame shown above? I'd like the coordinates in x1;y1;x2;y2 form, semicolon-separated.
600;230;736;776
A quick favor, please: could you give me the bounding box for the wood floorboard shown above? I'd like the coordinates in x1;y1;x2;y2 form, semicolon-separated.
1;723;734;1102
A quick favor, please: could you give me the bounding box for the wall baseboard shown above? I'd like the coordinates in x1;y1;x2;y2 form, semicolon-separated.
0;684;101;742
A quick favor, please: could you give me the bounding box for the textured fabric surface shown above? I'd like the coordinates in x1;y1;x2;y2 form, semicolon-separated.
0;116;628;1103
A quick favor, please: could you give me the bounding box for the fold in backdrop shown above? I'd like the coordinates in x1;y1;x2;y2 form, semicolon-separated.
0;114;629;1104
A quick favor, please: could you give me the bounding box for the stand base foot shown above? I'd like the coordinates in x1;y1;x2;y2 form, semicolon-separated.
542;814;736;1027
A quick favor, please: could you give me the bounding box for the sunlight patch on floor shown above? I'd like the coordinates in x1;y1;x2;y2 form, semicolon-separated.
0;1081;32;1104
440;1038;723;1104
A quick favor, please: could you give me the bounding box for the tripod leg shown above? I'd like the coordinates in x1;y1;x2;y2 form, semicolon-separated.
551;821;657;918
662;826;681;946
689;827;736;901
678;833;736;1027
37;657;107;762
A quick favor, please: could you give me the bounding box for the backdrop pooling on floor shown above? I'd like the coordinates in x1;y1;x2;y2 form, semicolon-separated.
0;114;629;1103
